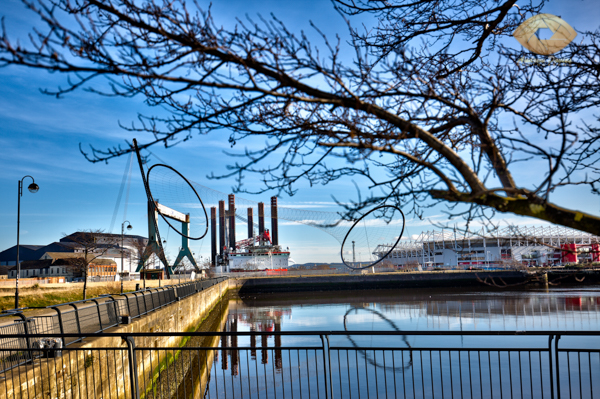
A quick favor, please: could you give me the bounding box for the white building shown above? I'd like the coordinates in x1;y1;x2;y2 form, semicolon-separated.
60;232;150;278
373;226;600;268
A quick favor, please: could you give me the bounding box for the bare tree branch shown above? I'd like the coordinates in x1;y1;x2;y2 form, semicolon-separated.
1;0;599;234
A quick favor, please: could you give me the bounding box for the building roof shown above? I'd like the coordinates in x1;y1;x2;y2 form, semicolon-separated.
45;241;79;250
19;260;53;270
0;266;14;275
41;252;85;261
19;245;44;251
61;232;147;242
88;258;116;266
0;245;46;263
39;252;116;265
0;232;147;264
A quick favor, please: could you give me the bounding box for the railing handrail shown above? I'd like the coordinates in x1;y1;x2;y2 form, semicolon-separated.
0;277;231;379
1;330;599;339
1;328;596;399
46;295;116;308
0;277;227;335
1;277;224;314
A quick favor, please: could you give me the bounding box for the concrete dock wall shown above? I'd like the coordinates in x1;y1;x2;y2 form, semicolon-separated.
233;270;527;293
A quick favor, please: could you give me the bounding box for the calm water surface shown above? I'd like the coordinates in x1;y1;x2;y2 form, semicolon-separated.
202;286;600;398
230;285;600;333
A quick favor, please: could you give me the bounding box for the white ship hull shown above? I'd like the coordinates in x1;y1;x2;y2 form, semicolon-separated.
229;252;289;270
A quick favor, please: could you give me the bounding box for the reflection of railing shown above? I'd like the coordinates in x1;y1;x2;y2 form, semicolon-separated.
0;330;598;398
0;277;227;372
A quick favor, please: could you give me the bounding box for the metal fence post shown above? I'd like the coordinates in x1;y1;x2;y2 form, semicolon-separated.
149;289;156;311
160;288;167;307
124;294;132;316
162;287;168;305
320;334;331;399
136;292;147;315
554;335;562;399
110;294;131;318
125;335;140;399
155;288;161;308
131;292;139;316
51;306;65;336
91;299;103;331
139;291;146;314
548;335;555;399
112;298;119;324
13;311;32;361
69;304;83;341
102;297;119;326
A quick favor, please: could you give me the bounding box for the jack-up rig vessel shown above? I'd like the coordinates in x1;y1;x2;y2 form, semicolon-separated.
213;195;290;273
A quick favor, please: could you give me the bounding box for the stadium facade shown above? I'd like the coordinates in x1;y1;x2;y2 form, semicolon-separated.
373;226;600;268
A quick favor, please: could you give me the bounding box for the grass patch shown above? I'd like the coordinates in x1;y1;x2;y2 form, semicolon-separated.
0;282;145;311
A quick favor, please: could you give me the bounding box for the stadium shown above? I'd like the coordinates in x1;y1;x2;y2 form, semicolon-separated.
373;226;600;269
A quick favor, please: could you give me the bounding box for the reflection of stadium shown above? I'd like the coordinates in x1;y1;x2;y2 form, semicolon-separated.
373;226;600;268
217;303;292;375
343;295;600;327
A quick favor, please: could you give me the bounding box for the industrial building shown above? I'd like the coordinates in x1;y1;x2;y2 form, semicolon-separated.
373;226;600;268
0;232;148;279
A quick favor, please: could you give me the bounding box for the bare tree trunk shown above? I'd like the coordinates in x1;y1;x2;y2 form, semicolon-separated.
83;248;88;300
83;268;88;300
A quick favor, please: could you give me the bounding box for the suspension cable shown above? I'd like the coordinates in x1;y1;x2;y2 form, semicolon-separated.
109;152;133;233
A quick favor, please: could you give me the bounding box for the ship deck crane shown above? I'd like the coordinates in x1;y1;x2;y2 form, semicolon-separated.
235;231;272;250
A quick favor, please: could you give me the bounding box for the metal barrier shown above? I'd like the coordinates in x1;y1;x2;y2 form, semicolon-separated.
0;330;598;399
0;313;32;373
173;277;227;300
0;277;228;373
48;296;120;346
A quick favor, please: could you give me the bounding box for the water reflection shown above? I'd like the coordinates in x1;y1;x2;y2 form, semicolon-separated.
261;287;600;331
218;304;292;374
344;306;413;371
217;286;600;374
203;286;600;399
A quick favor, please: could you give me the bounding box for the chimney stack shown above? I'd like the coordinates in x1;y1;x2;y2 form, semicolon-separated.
247;207;253;239
271;196;278;246
258;202;265;236
211;207;217;266
218;200;225;256
228;194;236;251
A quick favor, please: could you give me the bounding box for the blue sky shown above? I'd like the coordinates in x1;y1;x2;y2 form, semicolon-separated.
1;0;599;265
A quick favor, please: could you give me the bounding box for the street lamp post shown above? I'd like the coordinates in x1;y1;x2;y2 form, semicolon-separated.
121;220;132;294
15;175;39;309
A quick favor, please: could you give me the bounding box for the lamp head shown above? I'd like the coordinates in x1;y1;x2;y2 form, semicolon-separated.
27;183;39;193
126;224;132;231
